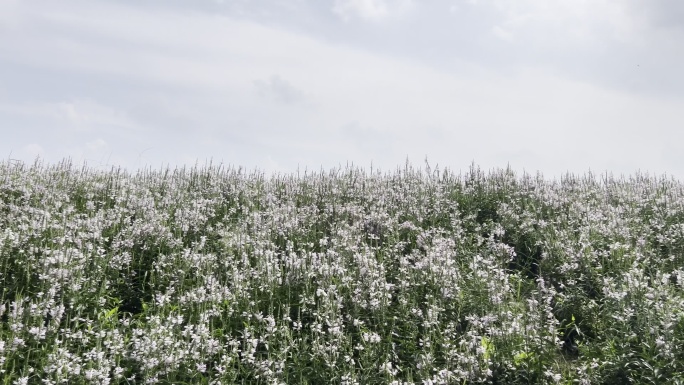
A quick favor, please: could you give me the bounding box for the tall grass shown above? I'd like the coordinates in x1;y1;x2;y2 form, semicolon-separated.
1;159;684;384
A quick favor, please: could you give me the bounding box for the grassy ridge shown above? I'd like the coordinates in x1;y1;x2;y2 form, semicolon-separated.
1;159;684;384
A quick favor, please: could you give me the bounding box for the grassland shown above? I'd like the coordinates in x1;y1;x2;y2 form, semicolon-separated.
1;159;684;384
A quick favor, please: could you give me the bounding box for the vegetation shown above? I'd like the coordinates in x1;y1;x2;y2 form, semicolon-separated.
1;159;684;384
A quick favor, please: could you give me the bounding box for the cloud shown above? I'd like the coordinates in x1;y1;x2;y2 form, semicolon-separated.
0;0;22;32
21;143;44;160
254;75;306;104
332;0;413;21
59;138;115;168
85;138;107;152
491;25;514;41
333;0;389;21
0;99;138;133
629;0;684;31
483;1;639;44
1;0;682;179
78;139;114;167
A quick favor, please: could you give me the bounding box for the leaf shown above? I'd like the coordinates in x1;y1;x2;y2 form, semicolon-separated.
514;351;534;366
481;336;494;360
105;307;118;319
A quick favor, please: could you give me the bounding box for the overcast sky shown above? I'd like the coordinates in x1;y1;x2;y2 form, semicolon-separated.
1;0;683;179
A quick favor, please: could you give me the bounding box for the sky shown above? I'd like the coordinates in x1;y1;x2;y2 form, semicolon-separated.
1;0;683;179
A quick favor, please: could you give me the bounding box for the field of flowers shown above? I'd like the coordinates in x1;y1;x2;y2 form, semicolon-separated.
1;159;684;385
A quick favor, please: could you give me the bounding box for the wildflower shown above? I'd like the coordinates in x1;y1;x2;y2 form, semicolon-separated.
362;332;381;344
380;361;398;376
113;367;124;378
544;369;562;383
12;337;25;349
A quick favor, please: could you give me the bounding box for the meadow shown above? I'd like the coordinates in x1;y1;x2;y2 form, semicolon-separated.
1;159;684;385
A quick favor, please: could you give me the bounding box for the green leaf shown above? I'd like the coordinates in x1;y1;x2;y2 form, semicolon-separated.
106;306;118;319
481;336;495;360
514;351;534;366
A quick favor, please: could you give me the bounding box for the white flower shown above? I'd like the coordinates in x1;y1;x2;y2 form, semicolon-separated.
113;367;125;378
84;369;97;380
362;332;381;344
380;361;398;376
12;337;25;348
545;370;562;382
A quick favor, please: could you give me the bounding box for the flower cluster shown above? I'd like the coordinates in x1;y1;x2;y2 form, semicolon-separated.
1;160;684;384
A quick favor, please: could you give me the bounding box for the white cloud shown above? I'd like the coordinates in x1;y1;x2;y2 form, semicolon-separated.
0;0;682;179
85;138;107;152
56;100;136;131
77;139;113;167
332;0;413;21
333;0;388;20
21;143;44;160
486;0;644;45
0;99;138;133
254;75;306;104
491;25;514;41
626;0;684;31
0;0;22;32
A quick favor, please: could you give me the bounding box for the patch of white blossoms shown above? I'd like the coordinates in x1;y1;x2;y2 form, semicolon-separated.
1;160;684;384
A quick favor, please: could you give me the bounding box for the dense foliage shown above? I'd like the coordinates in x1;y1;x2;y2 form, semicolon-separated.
2;159;684;384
